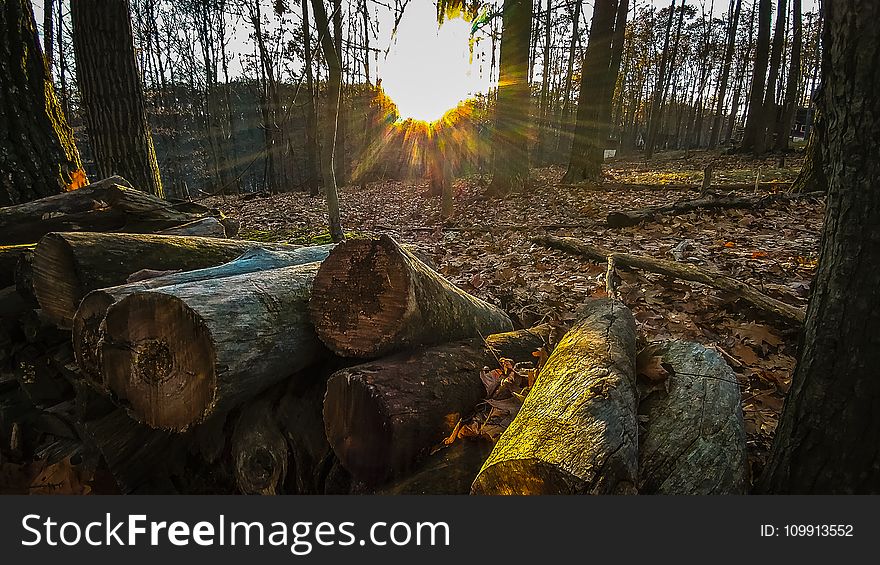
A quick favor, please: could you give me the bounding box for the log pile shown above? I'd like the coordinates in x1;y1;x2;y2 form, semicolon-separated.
1;190;749;494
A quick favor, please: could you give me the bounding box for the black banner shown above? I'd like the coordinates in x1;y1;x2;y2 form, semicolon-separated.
0;496;874;563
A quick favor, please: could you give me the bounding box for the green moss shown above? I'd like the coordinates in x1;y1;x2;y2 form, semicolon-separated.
237;228;367;245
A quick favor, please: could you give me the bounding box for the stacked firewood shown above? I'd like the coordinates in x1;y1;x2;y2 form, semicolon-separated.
1;181;750;495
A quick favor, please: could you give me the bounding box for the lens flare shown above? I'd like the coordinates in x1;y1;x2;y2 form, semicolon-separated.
379;4;489;123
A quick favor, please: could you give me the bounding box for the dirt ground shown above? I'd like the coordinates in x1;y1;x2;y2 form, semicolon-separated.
206;149;823;487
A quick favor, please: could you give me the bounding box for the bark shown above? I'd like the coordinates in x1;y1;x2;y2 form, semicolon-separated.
0;177;211;245
604;190;823;228
324;325;552;485
760;0;880;493
375;440;494;495
533;235;806;324
101;262;328;431
488;0;532;195
156;217;227;238
709;0;742;149
32;232;287;329
755;0;788;153
71;0;163;197
562;0;618;183
72;245;333;385
471;299;638;495
301;0;320;195
309;235;514;358
645;0;677;159
0;244;34;288
789;109;827;193
637;341;748;494
741;0;771;151
231;386;288;495
0;0;85;206
775;0;802;151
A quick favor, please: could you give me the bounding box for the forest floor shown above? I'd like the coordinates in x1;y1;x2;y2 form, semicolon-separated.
207;149;822;487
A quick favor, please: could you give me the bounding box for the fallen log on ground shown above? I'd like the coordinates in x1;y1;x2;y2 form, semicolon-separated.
374;440;494;495
72;245;334;385
533;235;805;324
231;386;289;495
637;341;748;494
324;324;551;485
471;299;638;495
157;216;227;237
32;232;293;328
606;190;825;228
0;176;215;245
100;262;327;431
0;244;34;288
310;234;514;358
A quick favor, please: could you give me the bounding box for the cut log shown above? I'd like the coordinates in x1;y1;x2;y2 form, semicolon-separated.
72;245;334;384
637;341;748;494
101;262;327;431
324;325;552;485
471;299;639;495
0;176;214;245
310;234;513;358
13;247;36;307
375;440;494;495
231;386;288;495
32;232;294;328
533;235;805;324
157;217;227;237
606;190;825;228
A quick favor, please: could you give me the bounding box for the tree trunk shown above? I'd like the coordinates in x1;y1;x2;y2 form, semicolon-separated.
488;0;532;196
789;109;827;193
324;325;552;485
741;0;771;151
759;0;880;493
101;262;328;431
301;0;320;196
309;235;514;358
536;0;552;165
645;0;677;159
775;0;802;152
562;0;618;183
471;299;638;495
72;245;333;385
231;386;289;495
637;341;748;494
32;232;288;329
71;0;163;197
0;0;85;206
709;0;742;149
755;0;787;153
555;0;581;154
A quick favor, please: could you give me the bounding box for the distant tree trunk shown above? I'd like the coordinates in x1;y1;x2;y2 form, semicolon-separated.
709;0;742;149
555;0;580;154
600;0;628;148
645;0;677;159
755;0;787;153
71;0;163;197
741;0;771;151
790;108;827;193
302;0;320;196
536;0;552;165
562;0;618;183
488;0;532;196
775;0;802;152
42;0;53;72
310;0;345;242
759;0;880;493
0;0;85;206
332;0;346;186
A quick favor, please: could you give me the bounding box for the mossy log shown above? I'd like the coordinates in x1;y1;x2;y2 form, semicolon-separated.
100;262;327;431
32;232;293;328
0;176;212;245
72;245;333;385
324;325;551;485
637;341;748;494
471;299;638;495
157;217;227;237
533;235;805;324
309;235;513;358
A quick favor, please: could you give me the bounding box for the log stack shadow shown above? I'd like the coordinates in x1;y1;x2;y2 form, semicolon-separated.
1;187;748;494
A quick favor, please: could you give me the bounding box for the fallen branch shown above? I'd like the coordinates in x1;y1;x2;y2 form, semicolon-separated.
532;235;805;324
606;190;825;228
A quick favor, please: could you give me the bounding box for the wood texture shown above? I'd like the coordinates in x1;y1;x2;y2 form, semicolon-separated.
310;234;513;358
471;299;638;495
101;262;327;431
324;325;551;485
637;340;748;494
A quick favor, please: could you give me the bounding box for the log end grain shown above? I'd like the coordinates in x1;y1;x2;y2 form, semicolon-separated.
72;290;114;386
32;233;83;328
101;292;217;431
